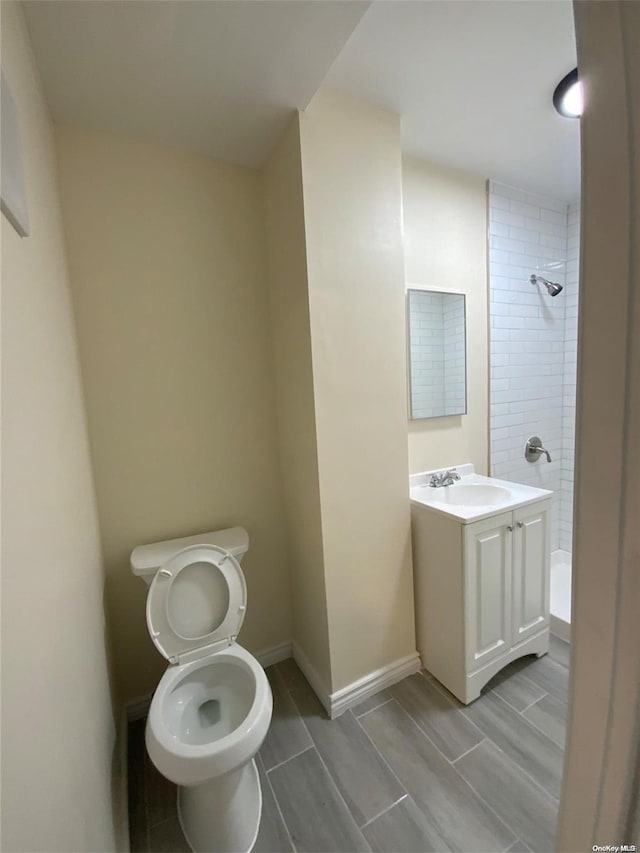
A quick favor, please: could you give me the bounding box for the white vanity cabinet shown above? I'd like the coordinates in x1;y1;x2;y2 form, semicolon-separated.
411;485;551;705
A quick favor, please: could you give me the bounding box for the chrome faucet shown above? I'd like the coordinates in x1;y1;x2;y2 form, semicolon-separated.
429;469;461;488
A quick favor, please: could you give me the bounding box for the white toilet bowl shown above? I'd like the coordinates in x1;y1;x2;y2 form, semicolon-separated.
131;530;273;853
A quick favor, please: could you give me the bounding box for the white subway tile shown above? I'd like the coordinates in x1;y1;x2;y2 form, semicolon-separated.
527;217;554;235
510;200;541;219
508;225;540;245
491;193;511;211
490;222;510;238
540;208;567;226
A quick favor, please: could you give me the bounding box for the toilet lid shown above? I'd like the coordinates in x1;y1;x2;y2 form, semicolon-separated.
146;544;247;665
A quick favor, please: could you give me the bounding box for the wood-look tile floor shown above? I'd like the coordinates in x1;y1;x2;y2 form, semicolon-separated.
128;635;569;853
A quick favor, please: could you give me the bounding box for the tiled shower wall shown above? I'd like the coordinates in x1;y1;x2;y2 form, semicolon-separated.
488;181;579;553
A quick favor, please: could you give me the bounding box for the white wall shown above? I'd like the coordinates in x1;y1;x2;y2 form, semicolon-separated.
299;89;417;691
55;126;292;704
403;156;489;475
1;5;117;850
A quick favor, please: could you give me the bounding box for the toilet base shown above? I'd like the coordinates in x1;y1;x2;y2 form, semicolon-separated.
177;759;262;853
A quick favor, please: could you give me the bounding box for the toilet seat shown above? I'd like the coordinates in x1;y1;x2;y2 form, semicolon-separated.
146;544;247;665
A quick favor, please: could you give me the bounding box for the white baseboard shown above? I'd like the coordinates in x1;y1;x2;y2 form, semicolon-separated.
550;614;571;643
328;652;422;718
255;641;293;668
293;643;422;718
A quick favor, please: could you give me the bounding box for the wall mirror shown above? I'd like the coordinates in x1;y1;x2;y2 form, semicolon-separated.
407;288;467;419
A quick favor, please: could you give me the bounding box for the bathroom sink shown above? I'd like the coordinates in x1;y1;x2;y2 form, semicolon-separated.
429;483;512;506
409;464;553;523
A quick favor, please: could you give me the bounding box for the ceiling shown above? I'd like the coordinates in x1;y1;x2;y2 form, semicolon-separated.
327;1;580;200
22;0;369;167
23;0;580;200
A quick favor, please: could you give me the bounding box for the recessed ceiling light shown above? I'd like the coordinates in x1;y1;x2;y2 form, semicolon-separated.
553;68;583;118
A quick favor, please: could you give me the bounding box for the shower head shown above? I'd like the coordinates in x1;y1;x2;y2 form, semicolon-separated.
530;274;563;297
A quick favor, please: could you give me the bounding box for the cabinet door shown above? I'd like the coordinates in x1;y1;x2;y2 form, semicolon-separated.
512;501;551;645
464;512;513;672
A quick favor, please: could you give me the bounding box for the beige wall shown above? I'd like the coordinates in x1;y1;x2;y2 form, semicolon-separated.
1;5;117;850
299;89;416;691
55;126;292;703
264;116;332;687
402;155;489;475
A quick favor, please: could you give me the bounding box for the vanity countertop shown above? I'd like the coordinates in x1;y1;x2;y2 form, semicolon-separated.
410;463;552;524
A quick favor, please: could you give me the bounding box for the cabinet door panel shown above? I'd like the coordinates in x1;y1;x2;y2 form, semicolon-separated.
465;513;512;672
512;501;551;644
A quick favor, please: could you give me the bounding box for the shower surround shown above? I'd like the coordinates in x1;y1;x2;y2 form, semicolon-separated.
488;181;579;637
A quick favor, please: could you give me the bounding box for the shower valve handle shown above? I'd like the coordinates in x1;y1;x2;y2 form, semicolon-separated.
525;436;552;463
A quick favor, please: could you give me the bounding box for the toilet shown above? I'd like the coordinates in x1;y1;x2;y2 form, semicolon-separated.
130;527;273;853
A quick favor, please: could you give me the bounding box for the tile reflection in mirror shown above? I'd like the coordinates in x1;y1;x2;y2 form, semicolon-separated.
407;289;466;420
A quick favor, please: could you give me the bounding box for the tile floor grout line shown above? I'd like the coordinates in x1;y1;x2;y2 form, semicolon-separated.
354;697;394;720
266;675;373;852
352;697;519;851
451;737;489;765
517;708;566;750
425;673;564;817
358;793;408;830
502;838;525;853
456;692;566;799
293;742;373;851
389;689;472;766
429;670;563;758
444;743;528;850
473;687;564;756
413;678;559;845
479;737;561;807
257;754;298;853
518;691;551;716
392;679;486;763
476;696;564;803
347;704;417;815
352;697;456;793
264;744;314;775
512;667;565;703
276;658;401;840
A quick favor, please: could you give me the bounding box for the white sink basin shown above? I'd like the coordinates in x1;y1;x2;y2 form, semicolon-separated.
409;464;553;523
429;483;512;507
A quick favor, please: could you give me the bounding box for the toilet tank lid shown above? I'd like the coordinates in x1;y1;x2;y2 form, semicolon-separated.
130;526;249;577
